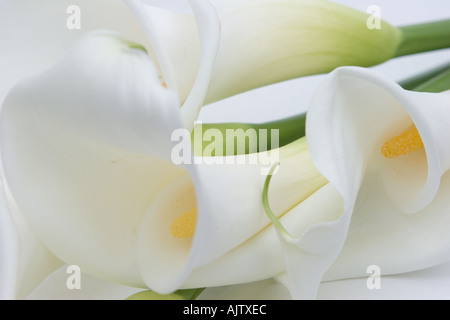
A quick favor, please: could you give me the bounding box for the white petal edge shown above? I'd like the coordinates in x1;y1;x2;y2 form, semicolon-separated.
124;0;202;107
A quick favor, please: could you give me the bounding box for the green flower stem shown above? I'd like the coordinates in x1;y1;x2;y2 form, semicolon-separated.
191;113;306;156
399;62;450;90
126;288;205;300
262;162;291;238
395;19;450;58
413;67;450;93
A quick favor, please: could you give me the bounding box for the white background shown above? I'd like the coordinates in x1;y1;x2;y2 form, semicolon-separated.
27;0;450;300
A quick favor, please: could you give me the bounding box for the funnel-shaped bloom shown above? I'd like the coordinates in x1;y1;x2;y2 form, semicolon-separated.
1;31;333;296
271;66;450;299
125;0;402;128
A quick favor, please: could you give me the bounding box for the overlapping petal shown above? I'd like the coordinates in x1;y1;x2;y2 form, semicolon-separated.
275;66;450;299
308;67;450;281
1;31;331;296
140;138;329;293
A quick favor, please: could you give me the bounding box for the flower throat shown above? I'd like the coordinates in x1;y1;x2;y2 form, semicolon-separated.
381;125;424;158
170;208;197;239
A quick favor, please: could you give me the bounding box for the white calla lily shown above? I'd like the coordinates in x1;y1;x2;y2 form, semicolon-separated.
0;0;151;298
3;0;447;300
125;0;402;128
1;31;334;296
1;0;400;299
270;66;450;299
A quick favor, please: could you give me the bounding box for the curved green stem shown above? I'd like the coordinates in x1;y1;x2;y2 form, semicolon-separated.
395;19;450;57
262;162;291;238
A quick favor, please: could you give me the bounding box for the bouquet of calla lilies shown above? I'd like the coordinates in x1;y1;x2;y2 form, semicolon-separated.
1;0;450;301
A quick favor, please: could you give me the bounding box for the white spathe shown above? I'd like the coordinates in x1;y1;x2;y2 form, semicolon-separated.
274;66;450;299
1;31;184;290
0;0;150;298
1;31;331;296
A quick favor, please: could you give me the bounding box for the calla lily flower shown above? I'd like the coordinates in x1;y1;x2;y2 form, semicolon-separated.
0;2;157;298
1;31;335;297
0;0;401;299
2;0;449;300
268;66;450;299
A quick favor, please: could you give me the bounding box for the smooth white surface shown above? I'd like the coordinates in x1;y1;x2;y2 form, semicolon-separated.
5;0;450;300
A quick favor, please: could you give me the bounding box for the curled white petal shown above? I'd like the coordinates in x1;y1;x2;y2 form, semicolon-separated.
304;66;450;290
308;67;450;214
